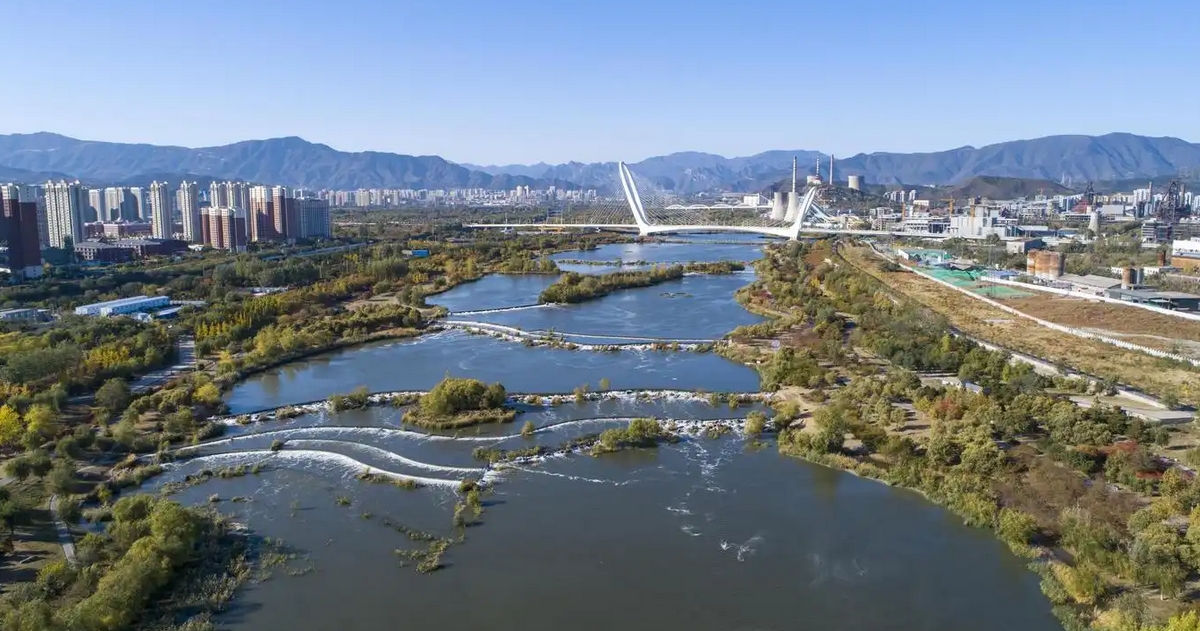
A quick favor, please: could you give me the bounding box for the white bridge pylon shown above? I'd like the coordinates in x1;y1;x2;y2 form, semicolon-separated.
618;161;823;240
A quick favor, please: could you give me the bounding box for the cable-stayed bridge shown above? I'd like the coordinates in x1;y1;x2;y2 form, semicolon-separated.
464;162;946;240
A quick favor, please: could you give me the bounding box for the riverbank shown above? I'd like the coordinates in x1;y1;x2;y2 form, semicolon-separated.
214;327;425;390
721;239;1200;630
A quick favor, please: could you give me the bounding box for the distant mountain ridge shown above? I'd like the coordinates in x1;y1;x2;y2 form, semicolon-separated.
0;133;562;191
475;134;1200;194
0;131;1197;193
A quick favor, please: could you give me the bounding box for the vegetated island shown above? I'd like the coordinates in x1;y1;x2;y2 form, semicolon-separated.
402;377;515;429
538;262;744;304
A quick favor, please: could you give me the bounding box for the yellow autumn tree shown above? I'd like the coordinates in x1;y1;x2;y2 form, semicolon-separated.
0;404;24;448
23;404;59;445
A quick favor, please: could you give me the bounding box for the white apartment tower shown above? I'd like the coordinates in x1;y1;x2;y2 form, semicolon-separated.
209;181;229;208
129;186;146;221
44;180;86;248
177;181;201;242
103;187;129;221
87;188;104;222
149;181;172;239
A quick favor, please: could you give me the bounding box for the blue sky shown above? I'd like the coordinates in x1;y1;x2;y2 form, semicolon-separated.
4;0;1197;164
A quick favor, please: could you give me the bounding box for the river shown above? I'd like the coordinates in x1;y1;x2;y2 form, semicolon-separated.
186;239;1062;631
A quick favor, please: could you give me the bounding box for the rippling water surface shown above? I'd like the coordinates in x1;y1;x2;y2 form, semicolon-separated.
196;240;1060;631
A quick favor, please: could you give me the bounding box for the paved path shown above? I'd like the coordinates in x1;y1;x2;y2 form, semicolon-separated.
48;495;76;566
131;336;197;394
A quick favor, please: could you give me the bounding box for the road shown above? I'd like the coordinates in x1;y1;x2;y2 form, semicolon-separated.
130;336;197;394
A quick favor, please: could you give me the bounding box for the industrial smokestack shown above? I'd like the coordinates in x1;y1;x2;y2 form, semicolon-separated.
829;154;835;186
792;157;797;193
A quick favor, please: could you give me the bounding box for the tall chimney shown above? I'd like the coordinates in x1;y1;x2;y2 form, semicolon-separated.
829;154;835;185
792;157;797;193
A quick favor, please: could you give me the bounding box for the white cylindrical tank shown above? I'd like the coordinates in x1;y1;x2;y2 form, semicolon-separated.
848;175;862;191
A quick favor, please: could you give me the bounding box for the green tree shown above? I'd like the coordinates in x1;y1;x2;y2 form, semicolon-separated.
95;378;132;418
744;411;767;438
1131;522;1189;598
45;459;76;495
997;508;1039;547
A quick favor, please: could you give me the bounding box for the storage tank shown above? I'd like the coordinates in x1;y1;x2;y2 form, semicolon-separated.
847;175;862;191
1026;252;1038;275
1034;251;1064;280
1121;267;1134;289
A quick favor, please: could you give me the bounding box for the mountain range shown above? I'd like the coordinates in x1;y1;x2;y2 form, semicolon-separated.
0;132;1198;194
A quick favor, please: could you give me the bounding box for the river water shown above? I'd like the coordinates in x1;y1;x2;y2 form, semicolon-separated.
196;239;1061;631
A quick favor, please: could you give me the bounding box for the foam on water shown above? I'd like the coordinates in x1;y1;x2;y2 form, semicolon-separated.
440;320;717;351
508;466;634;487
285;438;486;475
167;449;466;489
719;534;763;562
450;304;553;316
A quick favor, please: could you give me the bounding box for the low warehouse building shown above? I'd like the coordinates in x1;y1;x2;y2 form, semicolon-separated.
1105;288;1200;312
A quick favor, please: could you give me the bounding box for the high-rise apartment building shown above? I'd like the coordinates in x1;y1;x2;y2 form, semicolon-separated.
209;181;229;209
201;207;247;252
44;180;86;248
177;181;201;243
129;186;146;221
87;188;103;223
34;189;49;248
295;197;332;239
0;184;43;279
248;185;271;242
104;187;134;221
44;181;87;249
271;186;294;241
148;181;173;239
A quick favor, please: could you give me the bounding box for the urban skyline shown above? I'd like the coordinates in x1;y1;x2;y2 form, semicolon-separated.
3;178;333;258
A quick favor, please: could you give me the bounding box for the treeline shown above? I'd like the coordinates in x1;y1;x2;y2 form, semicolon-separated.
539;266;685;304
0;316;173;410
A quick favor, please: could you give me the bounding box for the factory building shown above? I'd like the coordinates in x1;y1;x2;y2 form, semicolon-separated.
1105;288;1200;312
1173;239;1200;271
74;295;170;317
